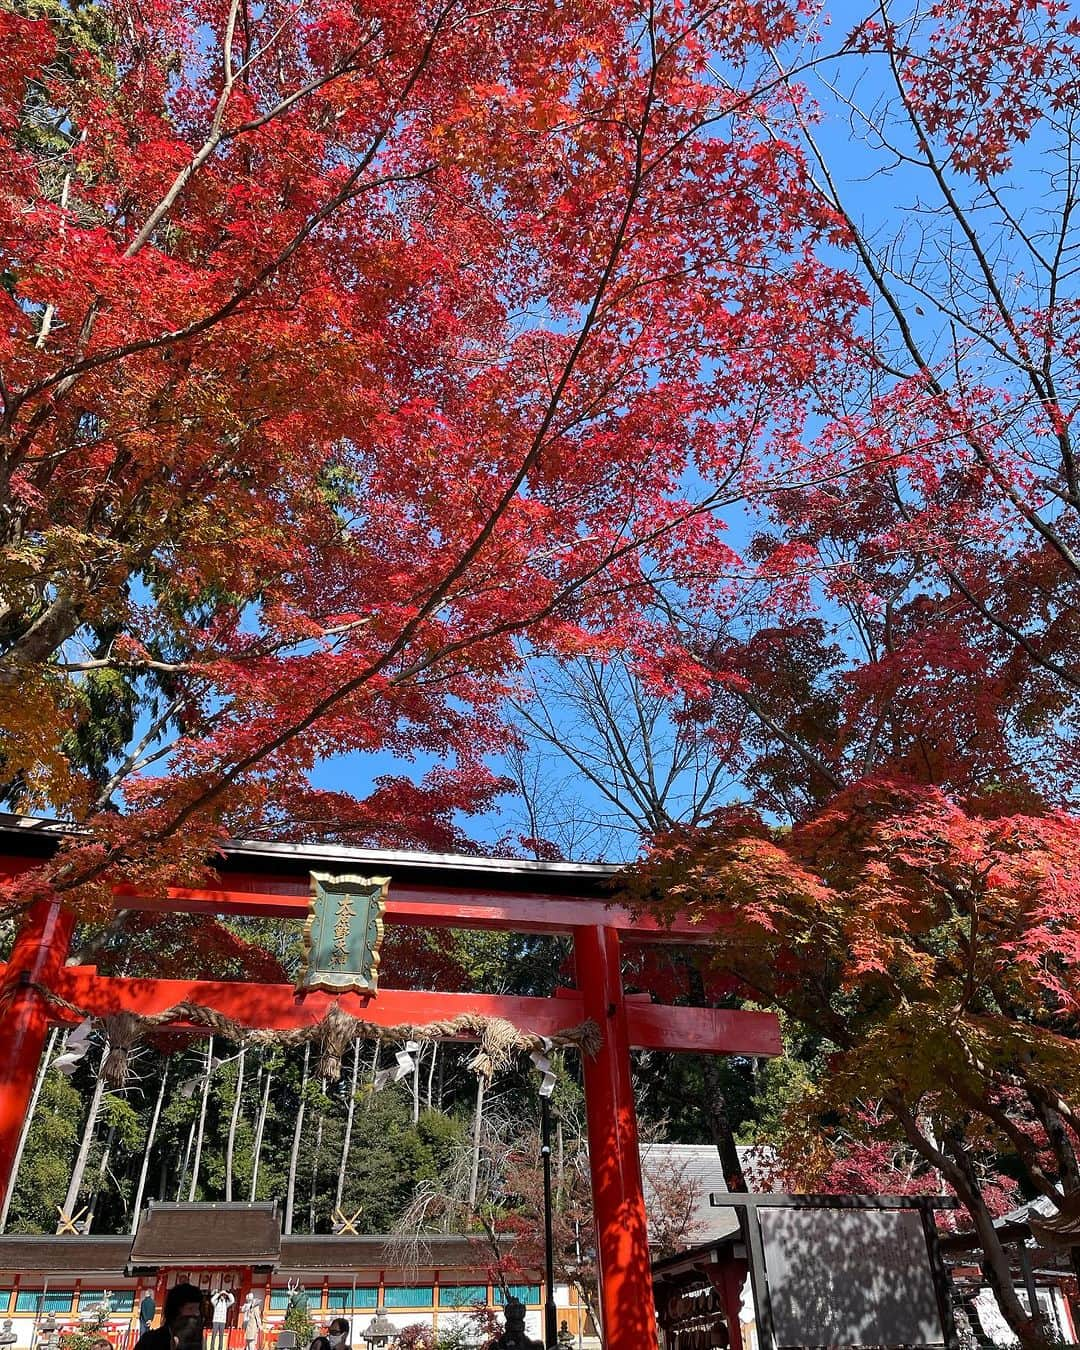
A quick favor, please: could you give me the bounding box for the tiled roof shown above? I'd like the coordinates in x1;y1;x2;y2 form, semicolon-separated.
640;1142;770;1245
0;1236;132;1274
129;1203;281;1267
281;1234;530;1275
0;1222;523;1281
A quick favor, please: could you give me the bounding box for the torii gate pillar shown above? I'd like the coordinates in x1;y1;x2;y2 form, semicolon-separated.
576;924;659;1350
0;901;75;1192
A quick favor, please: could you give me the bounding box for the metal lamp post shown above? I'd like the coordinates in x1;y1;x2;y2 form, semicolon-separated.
540;1092;558;1349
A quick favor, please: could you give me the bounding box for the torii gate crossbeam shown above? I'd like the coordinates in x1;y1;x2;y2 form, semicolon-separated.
0;827;781;1350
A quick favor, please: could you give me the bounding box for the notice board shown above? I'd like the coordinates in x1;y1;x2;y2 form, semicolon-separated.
758;1206;946;1347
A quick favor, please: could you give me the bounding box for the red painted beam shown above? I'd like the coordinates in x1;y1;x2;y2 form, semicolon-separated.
113;882;714;942
628;1001;779;1054
0;864;717;942
37;968;779;1055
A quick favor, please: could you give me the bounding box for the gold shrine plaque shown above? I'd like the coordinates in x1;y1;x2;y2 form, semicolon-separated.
298;872;389;995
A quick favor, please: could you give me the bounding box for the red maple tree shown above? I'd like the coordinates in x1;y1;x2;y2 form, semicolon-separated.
0;0;860;911
621;779;1080;1348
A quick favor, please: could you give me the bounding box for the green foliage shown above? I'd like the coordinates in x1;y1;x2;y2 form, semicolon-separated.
8;1069;81;1231
334;1094;468;1233
281;1300;314;1347
62;1296;115;1350
101;1092;143;1151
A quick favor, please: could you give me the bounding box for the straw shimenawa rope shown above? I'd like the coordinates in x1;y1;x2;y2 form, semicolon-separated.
25;983;601;1084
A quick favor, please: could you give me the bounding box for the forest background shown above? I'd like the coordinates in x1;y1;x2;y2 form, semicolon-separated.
2;0;1080;1343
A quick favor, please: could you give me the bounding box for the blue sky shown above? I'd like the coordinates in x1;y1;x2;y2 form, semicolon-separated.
299;0;1077;857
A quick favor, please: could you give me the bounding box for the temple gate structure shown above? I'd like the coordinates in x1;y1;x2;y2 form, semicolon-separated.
0;816;781;1350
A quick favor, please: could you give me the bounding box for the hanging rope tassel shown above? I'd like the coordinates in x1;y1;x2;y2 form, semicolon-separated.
100;1011;146;1086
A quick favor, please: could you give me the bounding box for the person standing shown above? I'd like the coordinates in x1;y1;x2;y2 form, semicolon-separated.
139;1293;157;1338
134;1284;205;1350
210;1290;235;1350
241;1293;262;1350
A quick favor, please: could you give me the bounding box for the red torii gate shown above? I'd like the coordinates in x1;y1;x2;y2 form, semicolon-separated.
0;820;780;1350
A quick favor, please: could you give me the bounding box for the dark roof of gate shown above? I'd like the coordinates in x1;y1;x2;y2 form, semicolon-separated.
0;813;618;895
129;1203;282;1268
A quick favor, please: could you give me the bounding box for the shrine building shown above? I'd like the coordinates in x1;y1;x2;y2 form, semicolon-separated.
0;1201;588;1348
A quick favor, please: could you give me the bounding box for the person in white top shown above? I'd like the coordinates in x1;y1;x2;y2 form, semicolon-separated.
241;1292;262;1350
210;1290;235;1350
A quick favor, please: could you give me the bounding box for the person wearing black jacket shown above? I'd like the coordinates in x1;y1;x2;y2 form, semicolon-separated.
134;1284;205;1350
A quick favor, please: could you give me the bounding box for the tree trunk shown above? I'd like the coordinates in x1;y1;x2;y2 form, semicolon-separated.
188;1035;215;1202
363;1039;381;1111
284;1043;310;1235
944;1128;1049;1349
686;961;747;1191
702;1054;747;1191
556;1118;565;1209
412;1047;421;1125
889;1095;1051;1350
131;1064;169;1232
176;1113;197;1200
0;1025;58;1232
309;1081;325;1234
335;1041;361;1212
84;1123;117;1231
426;1042;438;1112
225;1047;246;1203
250;1059;273;1202
468;1075;485;1210
59;1061;107;1231
1029;1092;1080;1286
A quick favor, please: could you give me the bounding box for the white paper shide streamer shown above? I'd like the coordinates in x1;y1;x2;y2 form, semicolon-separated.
373;1040;420;1092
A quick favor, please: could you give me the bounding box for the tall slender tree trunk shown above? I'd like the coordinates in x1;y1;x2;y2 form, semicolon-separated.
412;1048;421;1125
0;1025;58;1232
426;1042;438;1112
363;1039;381;1111
225;1047;246;1203
308;1081;326;1234
284;1043;310;1235
686;960;747;1191
176;1113;197;1200
468;1076;485;1210
59;1062;108;1230
335;1041;361;1212
250;1060;273;1202
131;1064;169;1232
188;1036;215;1202
702;1055;747;1191
84;1123;117;1231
